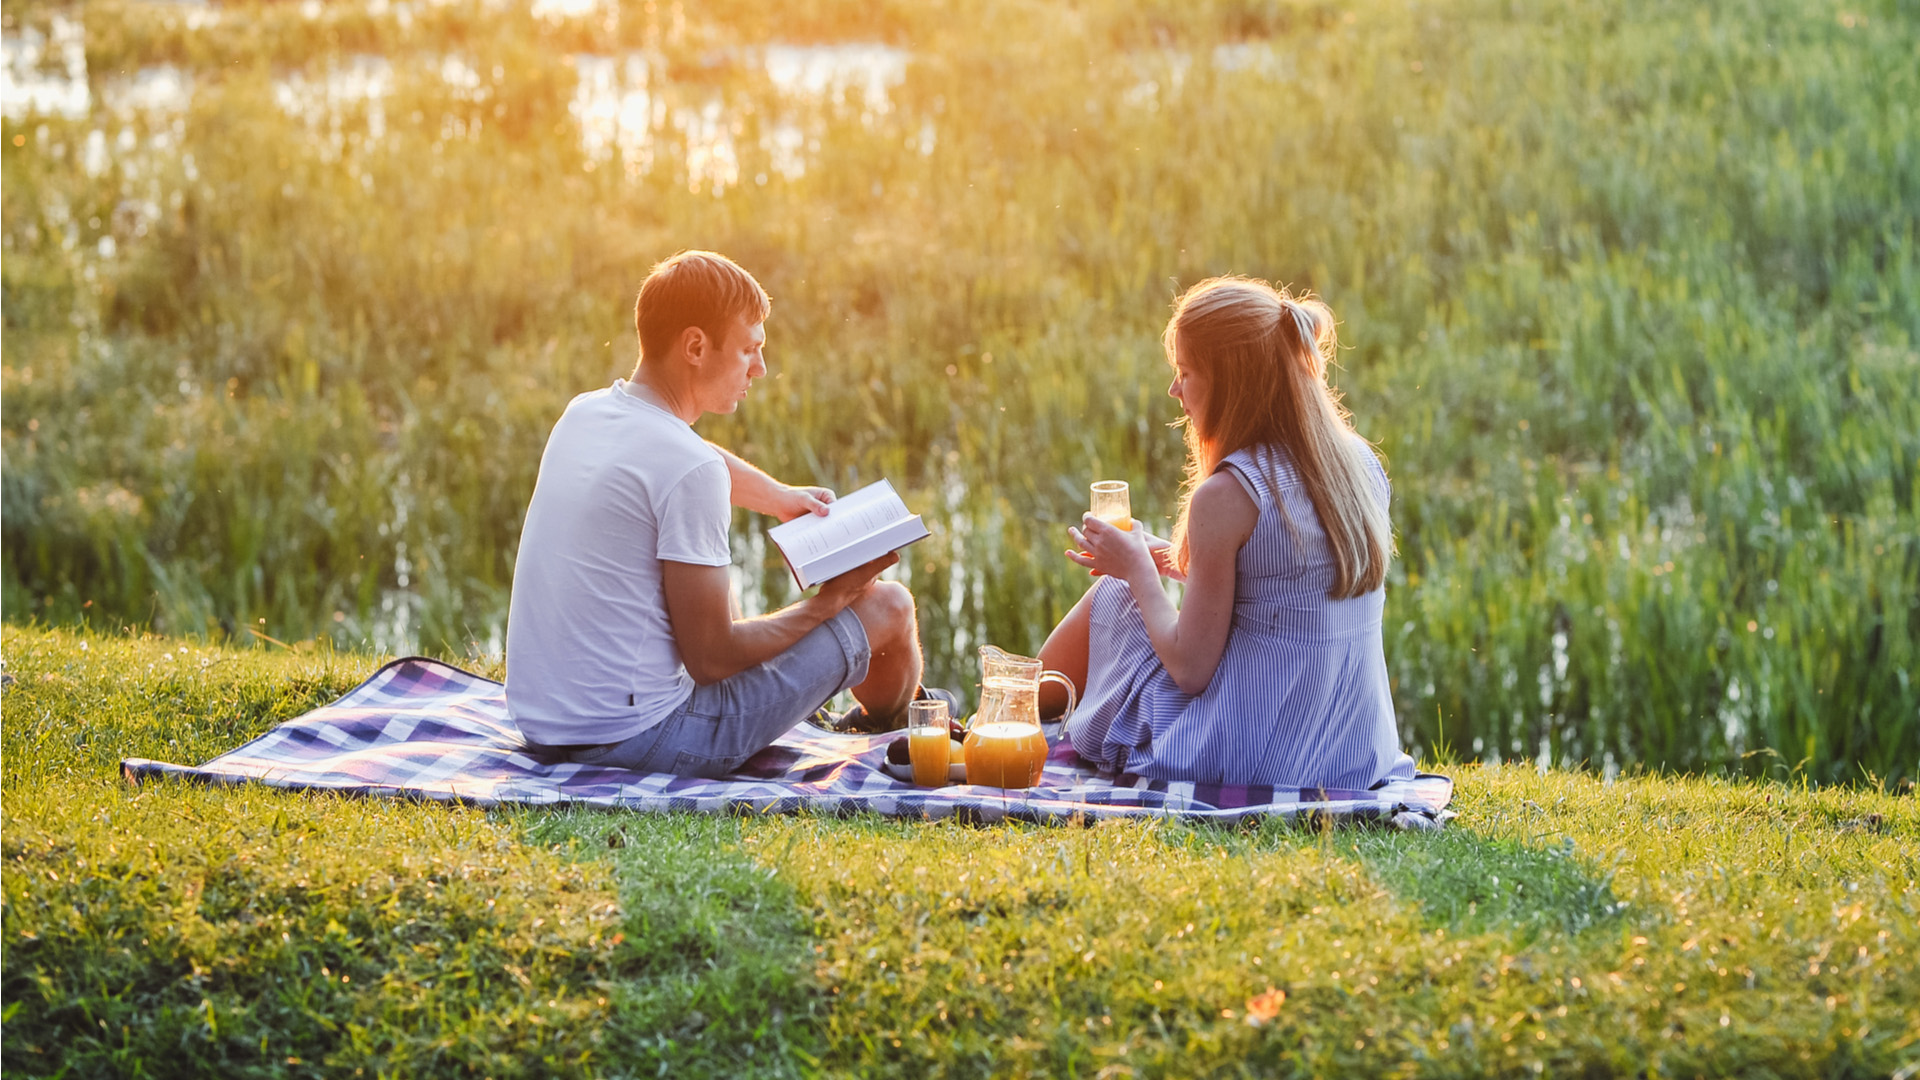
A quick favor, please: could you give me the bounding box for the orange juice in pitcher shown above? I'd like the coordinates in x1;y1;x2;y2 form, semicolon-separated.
963;721;1049;788
961;647;1076;789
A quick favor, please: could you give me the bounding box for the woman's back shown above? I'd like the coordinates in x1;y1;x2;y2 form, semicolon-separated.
1225;441;1386;645
1065;440;1414;790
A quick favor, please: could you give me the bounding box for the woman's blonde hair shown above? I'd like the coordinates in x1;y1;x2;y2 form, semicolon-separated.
1164;276;1392;599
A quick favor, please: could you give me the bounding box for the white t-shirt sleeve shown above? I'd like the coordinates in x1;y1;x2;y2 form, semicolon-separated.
656;458;733;566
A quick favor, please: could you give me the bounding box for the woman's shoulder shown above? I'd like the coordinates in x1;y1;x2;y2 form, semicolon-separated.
1193;468;1258;508
1214;448;1266;505
1186;471;1261;550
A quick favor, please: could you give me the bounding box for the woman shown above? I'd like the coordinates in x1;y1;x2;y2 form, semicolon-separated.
1039;276;1415;790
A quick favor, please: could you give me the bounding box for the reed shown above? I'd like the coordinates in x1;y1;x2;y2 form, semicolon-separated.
2;0;1915;783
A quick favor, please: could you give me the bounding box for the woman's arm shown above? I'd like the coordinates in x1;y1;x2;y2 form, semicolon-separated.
1068;473;1258;695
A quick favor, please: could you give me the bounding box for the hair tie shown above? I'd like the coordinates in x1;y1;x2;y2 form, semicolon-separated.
1283;299;1317;353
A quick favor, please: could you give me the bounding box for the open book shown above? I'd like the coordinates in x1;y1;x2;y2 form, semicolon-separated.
767;479;930;589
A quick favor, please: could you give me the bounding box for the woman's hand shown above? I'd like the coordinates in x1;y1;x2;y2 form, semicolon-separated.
1066;515;1158;587
1073;522;1184;582
770;484;835;522
1140;528;1185;582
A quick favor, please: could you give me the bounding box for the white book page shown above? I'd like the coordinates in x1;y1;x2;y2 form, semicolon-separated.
788;515;929;588
767;479;912;565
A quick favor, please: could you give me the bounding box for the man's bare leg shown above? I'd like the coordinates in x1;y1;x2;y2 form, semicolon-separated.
1036;584;1096;719
848;581;922;726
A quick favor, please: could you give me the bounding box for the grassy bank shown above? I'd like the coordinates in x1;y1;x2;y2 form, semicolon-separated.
0;625;823;1078
3;626;1915;1077
2;0;1916;783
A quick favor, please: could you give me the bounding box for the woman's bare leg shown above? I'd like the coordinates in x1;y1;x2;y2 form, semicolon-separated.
1037;584;1096;719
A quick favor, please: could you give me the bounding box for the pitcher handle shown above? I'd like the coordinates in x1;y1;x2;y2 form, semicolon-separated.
1038;670;1078;722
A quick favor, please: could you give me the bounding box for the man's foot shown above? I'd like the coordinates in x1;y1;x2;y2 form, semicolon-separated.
836;686;960;734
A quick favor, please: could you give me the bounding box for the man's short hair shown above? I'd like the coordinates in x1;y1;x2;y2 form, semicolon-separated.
634;250;771;361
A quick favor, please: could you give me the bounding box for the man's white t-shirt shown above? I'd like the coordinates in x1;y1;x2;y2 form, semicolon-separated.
505;380;731;745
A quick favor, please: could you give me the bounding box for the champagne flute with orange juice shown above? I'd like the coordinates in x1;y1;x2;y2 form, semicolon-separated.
906;700;952;787
1090;480;1132;531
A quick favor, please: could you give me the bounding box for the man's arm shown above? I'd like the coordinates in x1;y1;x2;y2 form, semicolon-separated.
662;553;896;685
709;443;833;522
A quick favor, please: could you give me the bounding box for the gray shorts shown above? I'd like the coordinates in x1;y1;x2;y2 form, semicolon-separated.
531;608;870;778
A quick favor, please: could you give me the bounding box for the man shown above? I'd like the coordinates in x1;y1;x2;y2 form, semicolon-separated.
505;250;931;775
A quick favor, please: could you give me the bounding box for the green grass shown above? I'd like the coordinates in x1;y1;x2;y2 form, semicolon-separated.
2;0;1918;1067
5;627;1916;1077
1;627;820;1078
2;0;1915;783
755;783;1919;1078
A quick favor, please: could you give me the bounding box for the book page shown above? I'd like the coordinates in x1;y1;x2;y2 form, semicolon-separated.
787;515;929;589
768;480;912;563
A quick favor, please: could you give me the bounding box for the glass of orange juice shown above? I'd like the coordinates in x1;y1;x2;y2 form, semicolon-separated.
906;700;952;787
1090;480;1132;531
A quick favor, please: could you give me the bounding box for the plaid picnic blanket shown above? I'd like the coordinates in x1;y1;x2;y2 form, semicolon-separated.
121;656;1454;827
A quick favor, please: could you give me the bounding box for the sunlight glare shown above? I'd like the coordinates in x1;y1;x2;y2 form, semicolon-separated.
531;0;602;20
1;15;89;120
569;54;653;172
764;43;907;112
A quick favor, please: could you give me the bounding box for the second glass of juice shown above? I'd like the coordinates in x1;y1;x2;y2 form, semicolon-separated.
906;700;952;787
1090;480;1132;531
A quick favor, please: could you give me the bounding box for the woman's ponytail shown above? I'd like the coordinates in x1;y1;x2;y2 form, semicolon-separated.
1164;277;1392;599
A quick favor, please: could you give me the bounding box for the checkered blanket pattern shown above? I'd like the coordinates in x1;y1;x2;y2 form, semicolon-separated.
121;657;1454;827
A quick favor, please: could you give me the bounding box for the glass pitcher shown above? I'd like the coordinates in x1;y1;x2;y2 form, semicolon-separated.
973;645;1077;731
963;646;1077;789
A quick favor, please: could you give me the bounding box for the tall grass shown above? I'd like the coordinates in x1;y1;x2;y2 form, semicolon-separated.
2;0;1915;782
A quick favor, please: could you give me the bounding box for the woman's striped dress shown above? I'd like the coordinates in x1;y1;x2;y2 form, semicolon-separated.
1063;440;1415;790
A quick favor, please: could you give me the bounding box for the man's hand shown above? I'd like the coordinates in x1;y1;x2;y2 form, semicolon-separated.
770;483;835;523
815;552;897;612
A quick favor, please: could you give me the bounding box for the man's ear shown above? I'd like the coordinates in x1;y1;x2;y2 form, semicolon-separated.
678;324;709;366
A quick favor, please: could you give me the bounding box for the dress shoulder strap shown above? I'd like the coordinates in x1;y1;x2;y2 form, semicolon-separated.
1216;444;1303;506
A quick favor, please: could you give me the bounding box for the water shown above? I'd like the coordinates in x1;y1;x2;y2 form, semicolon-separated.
763;43;905;110
3;16;1286;257
530;0;603;20
0;14;88;120
570;53;656;174
3;19;913;203
568;43;908;189
272;55;394;132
